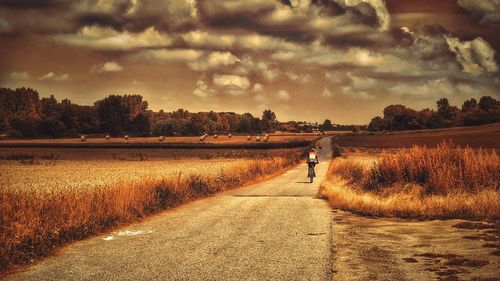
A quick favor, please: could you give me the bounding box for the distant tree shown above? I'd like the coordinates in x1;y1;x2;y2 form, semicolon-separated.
367;116;384;131
10;117;37;138
382;104;419;130
477;96;500;123
478;96;498;111
0;108;9;132
352;125;361;133
77;106;100;134
37;118;66;137
95;95;148;135
262;109;277;133
41;95;58;117
238;113;254;133
462;98;478;112
321;119;334;131
130;113;151;136
436;98;461;127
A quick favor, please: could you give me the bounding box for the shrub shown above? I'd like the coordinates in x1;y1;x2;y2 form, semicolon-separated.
332;144;342;158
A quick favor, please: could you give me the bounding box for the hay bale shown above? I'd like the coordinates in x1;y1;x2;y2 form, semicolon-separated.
105;135;110;140
228;134;232;138
247;135;251;140
159;136;165;142
80;135;86;142
256;136;261;142
214;134;218;139
124;135;129;140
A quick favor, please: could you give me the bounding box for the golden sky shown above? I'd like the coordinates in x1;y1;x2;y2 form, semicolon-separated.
1;0;499;124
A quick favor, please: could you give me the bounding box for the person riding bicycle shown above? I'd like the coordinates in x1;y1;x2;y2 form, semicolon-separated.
307;148;319;177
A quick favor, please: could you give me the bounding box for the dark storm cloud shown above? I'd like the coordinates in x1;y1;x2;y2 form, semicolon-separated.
0;0;68;10
196;0;391;48
458;0;500;26
76;13;126;31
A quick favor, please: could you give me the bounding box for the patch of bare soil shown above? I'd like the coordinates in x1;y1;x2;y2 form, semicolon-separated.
453;221;500;261
331;211;500;281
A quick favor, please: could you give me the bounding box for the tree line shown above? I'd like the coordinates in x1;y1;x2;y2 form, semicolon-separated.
0;87;335;138
367;96;500;132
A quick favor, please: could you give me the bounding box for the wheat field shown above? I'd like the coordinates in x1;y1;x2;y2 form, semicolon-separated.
0;148;304;273
1;159;250;193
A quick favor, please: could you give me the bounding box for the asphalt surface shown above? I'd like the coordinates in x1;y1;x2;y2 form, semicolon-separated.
7;137;334;281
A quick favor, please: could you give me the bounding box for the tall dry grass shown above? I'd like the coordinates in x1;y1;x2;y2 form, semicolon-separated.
366;141;499;193
320;142;500;220
0;154;301;273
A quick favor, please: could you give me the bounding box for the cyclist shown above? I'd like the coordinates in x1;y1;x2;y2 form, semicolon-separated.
307;148;319;177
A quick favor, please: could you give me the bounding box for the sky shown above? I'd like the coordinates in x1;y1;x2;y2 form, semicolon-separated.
0;0;499;124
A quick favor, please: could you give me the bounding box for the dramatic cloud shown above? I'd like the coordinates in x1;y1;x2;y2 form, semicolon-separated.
188;51;240;71
1;0;499;123
38;72;69;81
335;0;390;30
458;0;500;26
212;74;250;90
54;26;172;50
193;79;213;98
389;77;497;101
277;89;290;101
182;30;236;49
252;83;263;92
135;49;203;62
101;61;123;72
445;36;498;75
10;72;30;80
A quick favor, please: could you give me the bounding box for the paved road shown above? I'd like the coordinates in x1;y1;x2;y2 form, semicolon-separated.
7;137;334;281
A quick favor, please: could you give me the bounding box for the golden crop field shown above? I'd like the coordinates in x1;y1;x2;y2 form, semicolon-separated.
0;159;250;194
1;148;305;273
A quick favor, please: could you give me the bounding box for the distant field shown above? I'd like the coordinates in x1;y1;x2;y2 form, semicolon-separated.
0;134;319;146
333;123;500;149
0;147;305;161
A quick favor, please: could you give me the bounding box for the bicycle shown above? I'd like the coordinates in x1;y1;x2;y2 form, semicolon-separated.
307;163;316;183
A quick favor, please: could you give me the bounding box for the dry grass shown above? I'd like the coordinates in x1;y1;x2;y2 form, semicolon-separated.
320;142;500;220
0;150;303;273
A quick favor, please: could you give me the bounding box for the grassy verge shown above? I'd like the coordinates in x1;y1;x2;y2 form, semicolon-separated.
0;152;303;274
320;141;500;220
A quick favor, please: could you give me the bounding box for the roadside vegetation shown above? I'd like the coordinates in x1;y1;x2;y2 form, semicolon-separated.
0;148;305;274
320;141;500;220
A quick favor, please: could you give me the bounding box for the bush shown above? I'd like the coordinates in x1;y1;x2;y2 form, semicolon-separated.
332;144;342;158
